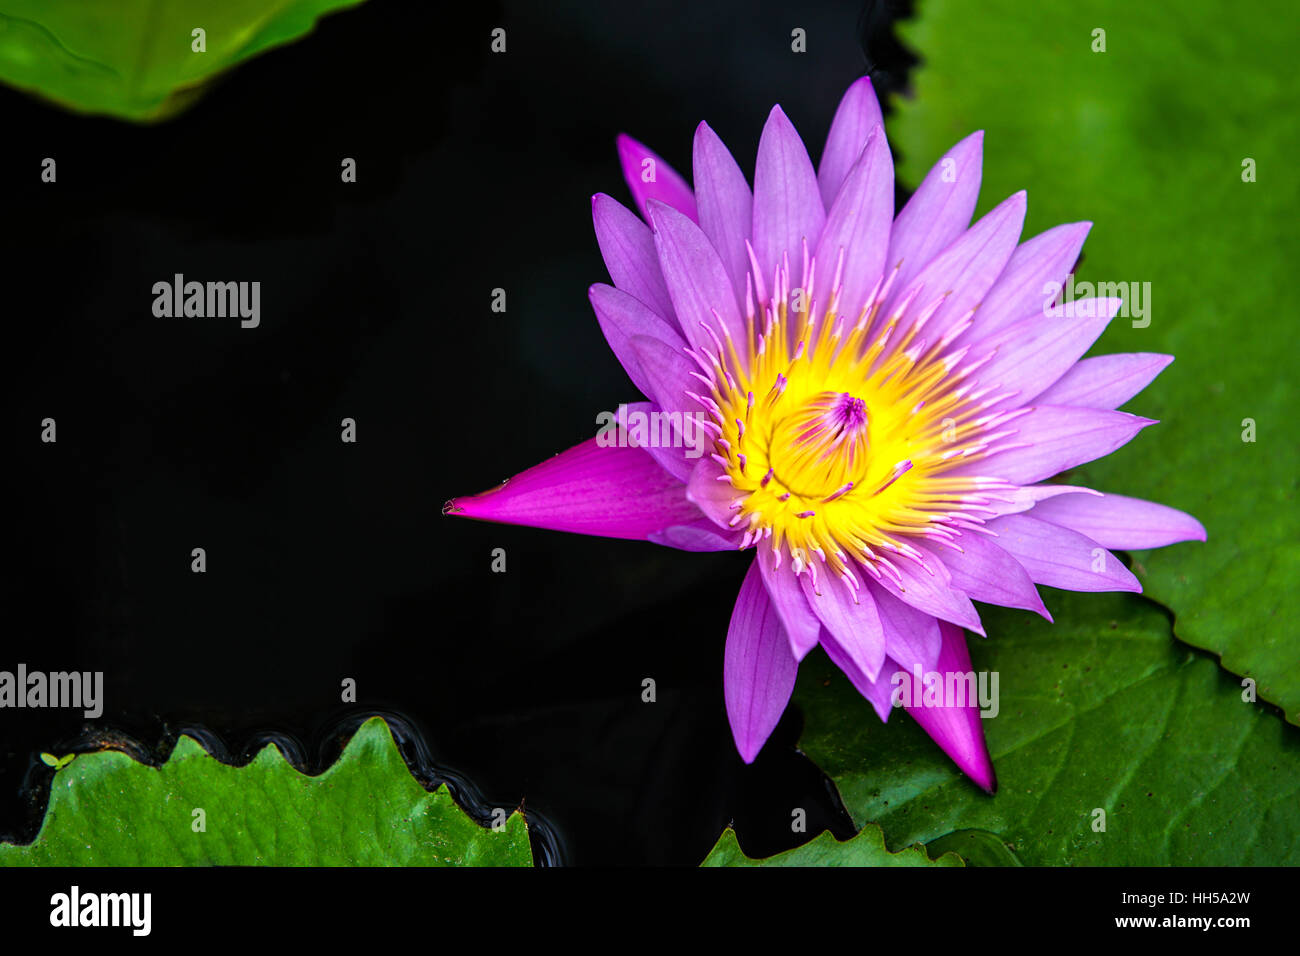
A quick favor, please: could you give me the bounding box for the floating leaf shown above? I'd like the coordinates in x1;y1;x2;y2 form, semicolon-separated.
0;0;367;121
926;829;1023;867
702;823;961;866
1;716;532;866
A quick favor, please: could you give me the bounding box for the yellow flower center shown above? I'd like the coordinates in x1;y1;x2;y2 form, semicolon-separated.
697;261;1013;591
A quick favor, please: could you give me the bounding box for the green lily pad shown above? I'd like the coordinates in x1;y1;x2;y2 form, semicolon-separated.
890;0;1299;723
0;716;532;866
703;824;961;866
795;591;1300;865
926;829;1023;867
0;0;367;121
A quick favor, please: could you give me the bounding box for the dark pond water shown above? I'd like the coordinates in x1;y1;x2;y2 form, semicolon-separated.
1;0;918;865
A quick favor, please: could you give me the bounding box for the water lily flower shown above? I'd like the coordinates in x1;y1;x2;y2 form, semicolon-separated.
445;77;1205;791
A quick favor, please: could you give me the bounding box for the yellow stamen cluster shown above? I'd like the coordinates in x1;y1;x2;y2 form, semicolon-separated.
695;257;1016;593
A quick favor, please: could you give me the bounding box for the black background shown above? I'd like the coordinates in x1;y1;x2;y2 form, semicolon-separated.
0;0;923;865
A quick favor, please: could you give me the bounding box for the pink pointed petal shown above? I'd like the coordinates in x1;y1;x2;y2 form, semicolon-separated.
693;122;754;314
629;334;697;415
648;517;743;552
725;558;799;763
618;400;696;483
589;284;686;400
685;456;741;531
1034;353;1175;410
869;557;985;636
592;193;677;322
986;513;1141;592
1026;492;1207;550
799;574;887;681
757;544;822;660
965;298;1123;409
984;483;1102;518
812;125;893;325
647;200;747;359
950;406;1156;485
867;583;944;674
821;638;897;722
817;76;884;208
923;534;1051;620
445;435;700;540
965;222;1092;338
904;622;997;793
616;133;698;223
884;191;1026;344
887;130;983;295
752;105;826;292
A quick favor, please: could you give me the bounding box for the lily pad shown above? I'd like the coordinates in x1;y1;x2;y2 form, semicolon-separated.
0;716;532;866
890;0;1299;722
0;0;367;121
703;824;961;866
926;829;1023;867
795;591;1300;865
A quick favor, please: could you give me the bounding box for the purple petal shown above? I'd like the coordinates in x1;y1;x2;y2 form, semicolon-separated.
589;283;686;400
616;133;698;223
985;513;1141;592
756;545;822;660
869;584;944;674
647;200;747;360
903;622;997;793
725;558;799;763
1034;353;1174;410
812;125;894;326
752;105;826;293
817;76;884;208
887;131;983;295
964;298;1123;410
883;191;1026;344
821;636;896;722
868;558;985;636
648;518;743;552
1026;492;1207;550
629;334;697;414
924;534;1051;620
592;193;677;322
965;222;1092;339
445;434;700;540
799;574;887;681
693;122;754;314
984;483;1102;518
685;456;741;531
950;406;1155;485
618;401;696;483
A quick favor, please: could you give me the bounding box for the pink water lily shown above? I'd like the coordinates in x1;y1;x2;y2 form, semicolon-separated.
444;77;1205;791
